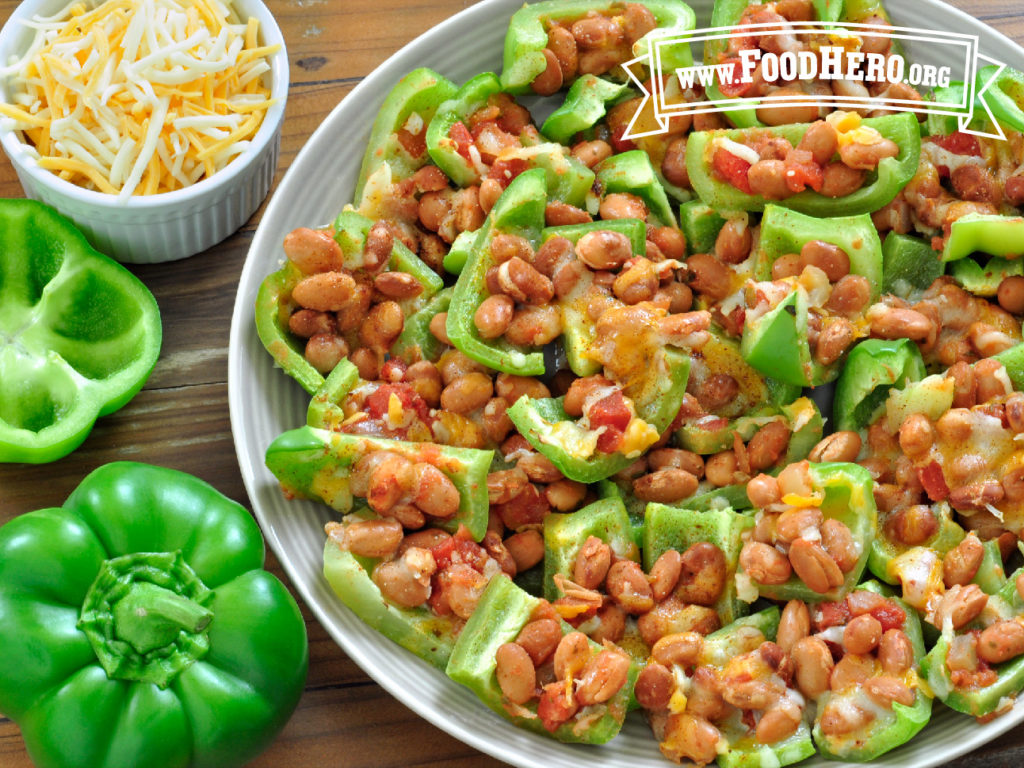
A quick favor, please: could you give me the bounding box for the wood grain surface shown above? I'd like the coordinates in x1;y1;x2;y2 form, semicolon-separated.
0;0;1021;766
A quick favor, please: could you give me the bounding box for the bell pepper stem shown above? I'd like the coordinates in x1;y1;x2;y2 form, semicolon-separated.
112;581;213;654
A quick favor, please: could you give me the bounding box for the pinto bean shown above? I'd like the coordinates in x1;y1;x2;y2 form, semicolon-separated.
815;317;856;366
864;677;915;709
635;663;675;710
675;542;727;606
799;240;850;282
576;649;631;705
757;707;801;745
553;631;591;680
869;305;934;341
796;120;839;165
789;538;844;594
997;275;1024;315
740;542;792;585
638;600;720;646
778;600;810;654
943;534;985;587
633;468;699;504
495;642;537;704
600;192;647;221
839;137;899;170
809;431;862;463
572;138;612;169
932;584;989;630
830;652;875;693
844;614;883;655
660;713;723;766
879;629;915;676
820;162;865;197
504;530;545;573
411;463;460;519
747;158;791;199
474;294;515;339
573;535;613;590
339;518;405;559
648;549;683;602
821;519;859;573
576;229;633;270
775;506;824;544
685;252;733;301
606;560;655;614
531;47;564;95
373;547;436;608
748;421;792;471
825;274;871;317
977;620;1024;664
898;413;935;457
504;305;563;346
284;226;345;273
819;700;874;736
746;473;782;508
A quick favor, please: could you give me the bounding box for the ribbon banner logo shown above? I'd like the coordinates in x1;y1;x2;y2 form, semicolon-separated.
623;22;1007;140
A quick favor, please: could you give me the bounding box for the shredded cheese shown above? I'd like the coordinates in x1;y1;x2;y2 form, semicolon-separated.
0;0;278;199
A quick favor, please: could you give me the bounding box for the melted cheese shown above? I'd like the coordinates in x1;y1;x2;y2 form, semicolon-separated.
826;110;885;148
0;0;277;198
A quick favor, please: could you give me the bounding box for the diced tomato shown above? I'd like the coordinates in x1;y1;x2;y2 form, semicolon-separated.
487;156;530;188
430;526;487;572
396;126;427;159
493;482;550;530
712;147;753;194
918;461;950;502
364;383;432;426
448;121;474;161
930;131;982;157
813;600;851;632
717;58;753;99
537;683;579;732
588;391;632;432
783;148;824;193
596;426;624;453
379;358;408;383
870;601;906;632
610;123;636;154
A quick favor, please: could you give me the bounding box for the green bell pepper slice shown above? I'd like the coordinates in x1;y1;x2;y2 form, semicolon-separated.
949;255;1024;297
995;342;1024;392
695;607;817;768
676;395;822;459
323;516;460;670
441;228;478;276
643;502;754;624
353;67;458;204
0;199;162;464
264;425;493;541
0;462;308;768
426;72;594;201
920;569;1024;718
811;581;932;761
544;217;648;377
881;232;945;298
753;204;884;300
976;64;1024;134
254;210;442;395
391;287;453;364
679;199;727;256
942;212;1024;262
595;150;678;227
738;461;877;603
499;0;697;94
446;573;630;744
506;348;691;483
541;75;632;146
446;168;548;376
832;338;927;432
686;112;921;216
543;496;640;601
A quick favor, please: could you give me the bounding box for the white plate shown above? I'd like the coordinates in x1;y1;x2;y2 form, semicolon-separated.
229;1;1024;765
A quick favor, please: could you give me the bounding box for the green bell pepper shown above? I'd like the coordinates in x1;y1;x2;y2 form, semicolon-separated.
506;348;690;483
995;342;1024;391
595;150;678;227
353;67;458;204
0;199;161;464
543;495;640;601
975;64;1024;134
390;287;453;364
920;567;1024;718
545;217;648;377
541;75;632;145
811;581;932;761
446;573;631;744
737;461;877;603
676;395;822;460
753;205;883;299
441;228;478;276
643;502;754;624
881;232;945;298
425;72;594;201
323;514;461;669
446;168;548;376
679;199;727;256
686;112;921;216
832;338;927;432
949;255;1024;297
869;503;965;586
0;462;308;768
499;0;697;94
942;212;1024;262
254;210;442;395
264;425;493;541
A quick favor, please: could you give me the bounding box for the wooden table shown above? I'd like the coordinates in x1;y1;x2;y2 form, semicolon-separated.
2;0;1024;766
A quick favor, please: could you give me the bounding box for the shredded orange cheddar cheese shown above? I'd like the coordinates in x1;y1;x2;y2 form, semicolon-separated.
0;0;278;198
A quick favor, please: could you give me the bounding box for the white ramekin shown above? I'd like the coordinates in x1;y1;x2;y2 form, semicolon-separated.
0;0;289;263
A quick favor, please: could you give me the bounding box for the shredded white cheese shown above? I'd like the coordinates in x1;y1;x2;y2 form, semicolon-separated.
0;0;278;198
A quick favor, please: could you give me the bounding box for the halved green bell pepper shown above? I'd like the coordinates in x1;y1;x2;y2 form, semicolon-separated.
446;168;548;376
541;75;632;145
686;112;921;216
543;495;640;601
323;515;460;670
738;461;877;603
425;72;594;201
545;217;648;377
832;338;927;432
920;568;1024;718
353;67;458;204
643;502;754;624
0;462;308;768
506;348;690;483
0;199;162;464
446;573;631;744
881;232;945;298
499;0;697;94
811;581;932;761
254;210;442;395
753;204;884;299
264;425;493;541
942;212;1024;262
595;150;678;227
949;255;1024;297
